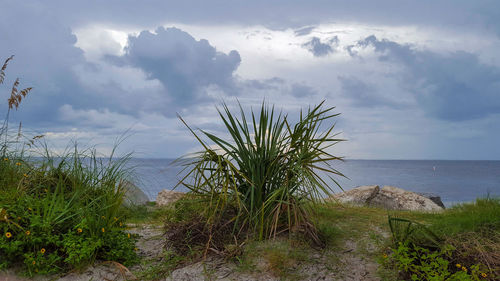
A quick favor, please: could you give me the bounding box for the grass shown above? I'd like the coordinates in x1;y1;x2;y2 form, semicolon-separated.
124;202;167;225
0;145;140;274
413;197;500;236
0;55;139;275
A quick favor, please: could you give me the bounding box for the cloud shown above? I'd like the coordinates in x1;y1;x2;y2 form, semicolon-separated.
294;26;316;36
338;76;403;108
58;104;138;129
42;1;500;37
110;27;241;108
289;83;318;98
0;2;91;125
302;36;338;57
348;35;500;121
3;1;500;160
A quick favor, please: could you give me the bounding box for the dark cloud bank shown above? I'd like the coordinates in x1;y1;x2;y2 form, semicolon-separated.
45;0;500;36
342;35;500;121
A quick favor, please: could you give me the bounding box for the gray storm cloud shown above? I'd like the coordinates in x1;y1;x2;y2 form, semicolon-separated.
302;36;339;57
338;76;402;109
111;27;241;107
345;35;500;121
44;1;500;36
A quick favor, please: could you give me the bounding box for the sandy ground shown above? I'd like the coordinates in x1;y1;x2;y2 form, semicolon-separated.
0;223;385;281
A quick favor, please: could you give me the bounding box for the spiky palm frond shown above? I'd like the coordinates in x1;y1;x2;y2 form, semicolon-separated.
178;101;345;242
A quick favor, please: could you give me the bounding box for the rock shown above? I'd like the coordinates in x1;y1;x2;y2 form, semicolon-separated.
122;181;149;206
370;186;443;211
156;189;185;206
330;185;444;212
417;192;445;209
330;185;380;205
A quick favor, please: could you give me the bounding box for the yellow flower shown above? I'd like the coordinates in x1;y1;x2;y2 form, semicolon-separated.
23;173;28;177
462;266;467;272
481;273;487;278
383;254;388;258
101;227;105;233
77;228;83;233
114;217;118;221
134;248;138;251
28;207;32;211
26;230;30;236
456;263;461;268
127;233;131;238
40;248;46;254
16;162;21;166
5;232;12;238
32;261;36;265
119;222;123;227
3;158;8;161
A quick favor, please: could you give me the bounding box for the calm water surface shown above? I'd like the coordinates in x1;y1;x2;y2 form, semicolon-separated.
129;159;500;207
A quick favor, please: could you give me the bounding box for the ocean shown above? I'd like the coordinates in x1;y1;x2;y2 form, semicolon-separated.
129;159;500;207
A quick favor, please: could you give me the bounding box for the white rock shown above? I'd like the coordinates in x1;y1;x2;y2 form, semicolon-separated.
156;189;185;207
371;186;443;211
330;185;380;205
330;185;443;212
122;181;149;206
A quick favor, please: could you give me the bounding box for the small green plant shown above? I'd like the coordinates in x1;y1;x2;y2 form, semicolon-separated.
383;199;500;280
388;216;441;249
385;242;487;281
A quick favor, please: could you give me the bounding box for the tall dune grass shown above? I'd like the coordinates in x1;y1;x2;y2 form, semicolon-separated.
0;56;138;275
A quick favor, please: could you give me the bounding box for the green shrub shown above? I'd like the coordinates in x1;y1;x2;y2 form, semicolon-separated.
177;101;344;243
385;242;487;281
0;55;138;275
384;198;500;280
0;149;139;275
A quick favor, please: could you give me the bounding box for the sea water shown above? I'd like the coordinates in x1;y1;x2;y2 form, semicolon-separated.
129;159;500;207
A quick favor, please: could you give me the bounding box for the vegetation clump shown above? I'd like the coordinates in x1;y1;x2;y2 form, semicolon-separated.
174;101;344;248
384;198;500;280
0;56;138;275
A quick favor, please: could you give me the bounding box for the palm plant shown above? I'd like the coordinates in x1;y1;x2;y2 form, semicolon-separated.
177;101;345;242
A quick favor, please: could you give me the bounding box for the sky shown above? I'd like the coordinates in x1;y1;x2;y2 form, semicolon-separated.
1;0;500;159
